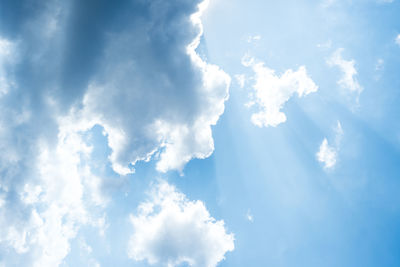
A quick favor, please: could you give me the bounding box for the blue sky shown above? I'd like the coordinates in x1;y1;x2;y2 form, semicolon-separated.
1;0;400;266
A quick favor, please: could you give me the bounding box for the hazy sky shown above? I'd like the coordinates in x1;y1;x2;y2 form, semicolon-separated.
1;0;400;266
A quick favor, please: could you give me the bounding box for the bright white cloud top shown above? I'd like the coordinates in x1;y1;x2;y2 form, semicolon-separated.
242;56;318;127
0;0;231;266
317;139;337;169
2;0;400;266
317;121;344;169
327;49;363;96
67;0;230;175
128;181;234;267
0;120;107;266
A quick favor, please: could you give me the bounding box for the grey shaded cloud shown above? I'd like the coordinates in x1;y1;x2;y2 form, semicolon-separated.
0;0;229;265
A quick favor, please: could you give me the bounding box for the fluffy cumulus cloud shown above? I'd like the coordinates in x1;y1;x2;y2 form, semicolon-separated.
128;181;234;267
317;121;344;169
0;99;107;266
327;49;363;96
64;0;230;174
0;0;230;265
241;55;318;127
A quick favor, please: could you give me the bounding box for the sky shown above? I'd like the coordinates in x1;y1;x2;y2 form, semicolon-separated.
0;0;400;266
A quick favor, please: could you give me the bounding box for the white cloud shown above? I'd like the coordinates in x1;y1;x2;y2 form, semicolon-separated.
327;49;363;96
0;38;106;266
316;139;337;169
241;55;318;127
78;238;101;267
64;0;230;175
246;35;261;43
0;0;230;265
317;121;343;170
0;126;107;267
246;210;254;222
128;181;234;267
235;74;246;88
396;34;400;46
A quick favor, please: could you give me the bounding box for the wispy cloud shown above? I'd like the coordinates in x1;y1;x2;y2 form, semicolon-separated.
317;121;344;170
246;209;254;222
327;49;363;97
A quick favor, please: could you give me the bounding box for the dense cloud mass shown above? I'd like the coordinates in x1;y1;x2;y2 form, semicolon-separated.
0;0;230;265
64;0;230;174
128;181;234;267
